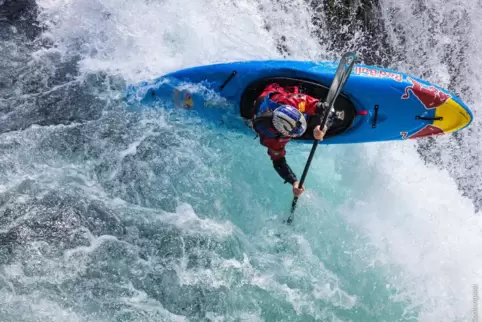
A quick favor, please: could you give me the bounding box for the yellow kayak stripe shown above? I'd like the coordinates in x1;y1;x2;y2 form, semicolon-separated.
433;98;472;134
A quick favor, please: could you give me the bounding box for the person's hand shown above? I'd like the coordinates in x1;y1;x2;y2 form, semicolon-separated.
313;125;327;141
293;181;305;197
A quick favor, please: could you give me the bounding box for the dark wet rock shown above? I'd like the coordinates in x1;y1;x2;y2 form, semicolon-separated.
0;0;41;40
310;0;394;66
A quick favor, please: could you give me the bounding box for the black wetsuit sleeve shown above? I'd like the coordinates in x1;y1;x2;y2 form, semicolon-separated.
273;157;297;185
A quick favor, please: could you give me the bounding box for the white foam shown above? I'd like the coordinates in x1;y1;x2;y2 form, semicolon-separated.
160;203;234;237
0;292;99;322
119;285;187;322
37;0;324;83
28;0;482;320
341;142;482;320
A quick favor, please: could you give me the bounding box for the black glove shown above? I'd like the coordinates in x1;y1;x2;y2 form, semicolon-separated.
313;101;338;130
315;101;326;115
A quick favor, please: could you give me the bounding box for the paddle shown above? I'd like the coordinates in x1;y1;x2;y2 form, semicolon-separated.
286;52;357;224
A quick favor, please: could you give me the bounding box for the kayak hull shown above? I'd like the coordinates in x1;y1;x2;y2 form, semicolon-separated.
126;60;473;144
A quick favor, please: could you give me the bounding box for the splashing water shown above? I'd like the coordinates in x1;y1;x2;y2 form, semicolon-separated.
0;0;481;321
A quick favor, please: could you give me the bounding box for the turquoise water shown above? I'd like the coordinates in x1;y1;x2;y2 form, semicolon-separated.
0;0;481;321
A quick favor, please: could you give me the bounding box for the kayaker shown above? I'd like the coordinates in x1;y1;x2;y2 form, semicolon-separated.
251;83;341;197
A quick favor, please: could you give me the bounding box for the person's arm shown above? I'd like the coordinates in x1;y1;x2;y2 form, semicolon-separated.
262;137;305;196
273;157;297;185
259;136;297;185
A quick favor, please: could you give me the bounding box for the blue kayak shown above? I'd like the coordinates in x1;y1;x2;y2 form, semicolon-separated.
125;60;473;144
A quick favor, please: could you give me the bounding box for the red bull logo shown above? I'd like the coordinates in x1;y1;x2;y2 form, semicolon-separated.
401;77;451;109
409;125;444;139
401;125;445;140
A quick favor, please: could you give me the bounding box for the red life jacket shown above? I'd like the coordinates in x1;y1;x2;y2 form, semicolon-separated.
251;83;320;138
250;83;321;161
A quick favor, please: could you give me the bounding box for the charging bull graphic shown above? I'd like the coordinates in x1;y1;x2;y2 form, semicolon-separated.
401;77;451;109
400;77;453;139
406;125;444;139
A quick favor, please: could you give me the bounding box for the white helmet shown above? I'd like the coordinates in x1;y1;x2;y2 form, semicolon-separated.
272;105;307;137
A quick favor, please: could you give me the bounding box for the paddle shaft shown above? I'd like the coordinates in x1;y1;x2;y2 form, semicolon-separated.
289;140;318;217
286;52;357;224
287;105;330;224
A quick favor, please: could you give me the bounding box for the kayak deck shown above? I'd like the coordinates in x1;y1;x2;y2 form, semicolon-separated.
126;59;473;144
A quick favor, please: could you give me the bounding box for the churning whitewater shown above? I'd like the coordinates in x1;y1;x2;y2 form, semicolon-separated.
0;0;481;321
